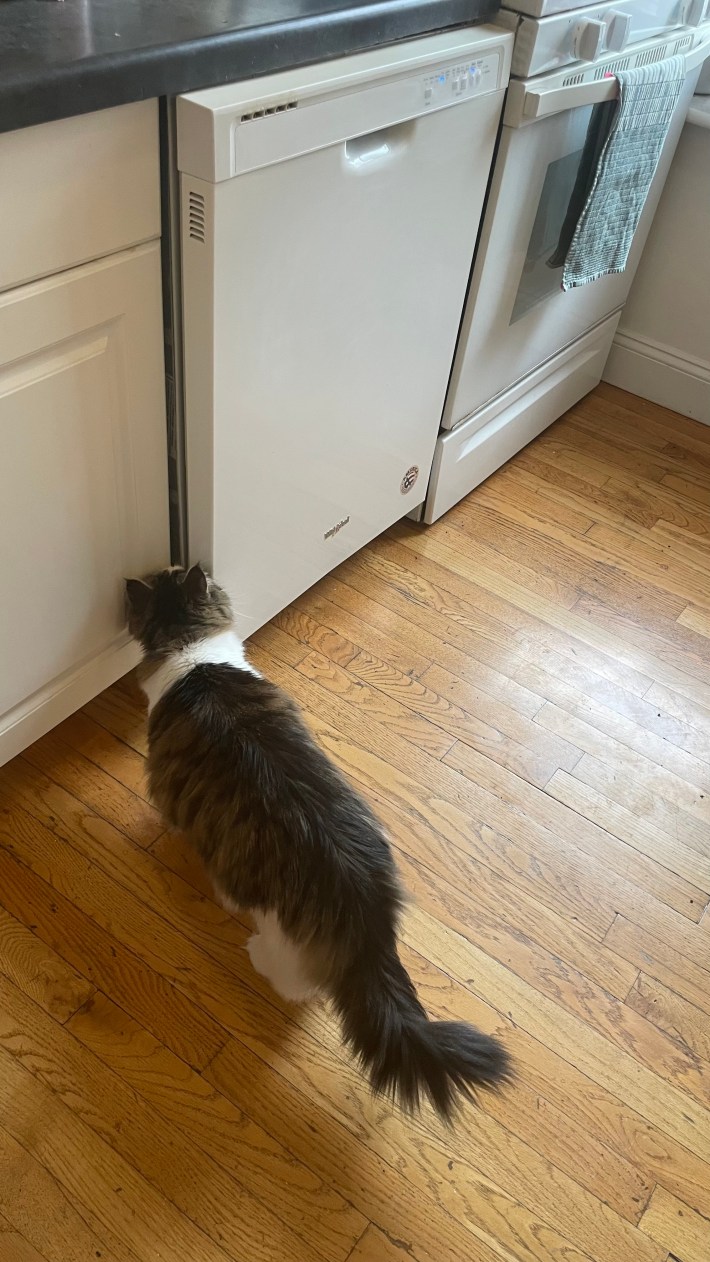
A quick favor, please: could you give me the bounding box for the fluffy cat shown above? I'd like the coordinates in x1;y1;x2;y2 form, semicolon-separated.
126;564;510;1120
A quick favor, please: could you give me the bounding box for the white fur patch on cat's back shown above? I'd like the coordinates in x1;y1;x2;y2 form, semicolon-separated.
142;630;260;714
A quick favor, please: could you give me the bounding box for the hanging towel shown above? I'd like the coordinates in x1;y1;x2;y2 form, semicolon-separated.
562;55;685;290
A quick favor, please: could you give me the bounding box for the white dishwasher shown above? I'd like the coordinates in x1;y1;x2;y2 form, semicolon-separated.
176;25;512;638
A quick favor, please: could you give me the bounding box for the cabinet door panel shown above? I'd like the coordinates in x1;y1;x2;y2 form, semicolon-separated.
0;101;160;293
0;243;168;716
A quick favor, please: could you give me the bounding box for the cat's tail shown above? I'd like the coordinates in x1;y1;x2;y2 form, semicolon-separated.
330;941;511;1122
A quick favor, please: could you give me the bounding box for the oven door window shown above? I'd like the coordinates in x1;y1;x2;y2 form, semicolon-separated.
510;98;617;325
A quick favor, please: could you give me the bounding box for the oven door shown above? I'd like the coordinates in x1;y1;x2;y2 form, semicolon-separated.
443;47;699;429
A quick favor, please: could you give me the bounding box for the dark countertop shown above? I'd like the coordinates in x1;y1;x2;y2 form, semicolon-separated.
0;0;499;133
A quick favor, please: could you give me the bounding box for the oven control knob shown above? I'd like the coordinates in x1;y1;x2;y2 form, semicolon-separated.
605;11;632;53
573;18;606;61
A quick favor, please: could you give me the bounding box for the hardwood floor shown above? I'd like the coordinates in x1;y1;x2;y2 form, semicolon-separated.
1;382;709;1262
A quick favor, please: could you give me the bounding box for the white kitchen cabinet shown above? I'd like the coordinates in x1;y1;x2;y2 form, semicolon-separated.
0;102;162;294
0;104;168;765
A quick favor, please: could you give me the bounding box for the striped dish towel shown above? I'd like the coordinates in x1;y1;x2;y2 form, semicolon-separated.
562;55;685;290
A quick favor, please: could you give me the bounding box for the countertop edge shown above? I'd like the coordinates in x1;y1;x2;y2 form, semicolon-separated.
0;0;491;133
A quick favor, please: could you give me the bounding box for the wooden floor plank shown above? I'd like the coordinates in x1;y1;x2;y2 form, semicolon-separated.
298;645;575;788
296;568;550;717
648;519;710;576
565;414;710;494
0;1230;50;1262
467;472;596;535
17;743;162;850
569;594;710;699
49;709;151;797
346;1225;415;1262
67;990;367;1262
604;915;710;1019
403;903;710;1141
626;974;710;1063
400;944;653;1223
296;649;457;760
514;452;710;540
0;1125;134;1262
399;939;710;1225
572;407;710;480
0;976;324;1262
535;703;710;825
442;739;705;925
644;679;710;740
639;1188;710;1262
571;754;710;870
662;471;710;508
679;604;710;639
0;904;94;1023
0;1042;250;1262
205;1036;507;1262
392;520;710;707
547;771;710;894
585;520;710;615
514;651;710;777
83;676;149;756
2;383;710;1262
207;1023;666;1262
451;496;689;627
349;531;654;696
392;840;638;1023
0;844;229;1070
594;382;710;446
275;595;434;681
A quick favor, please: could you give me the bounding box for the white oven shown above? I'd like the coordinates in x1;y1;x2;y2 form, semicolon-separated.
500;0;709;78
423;23;710;523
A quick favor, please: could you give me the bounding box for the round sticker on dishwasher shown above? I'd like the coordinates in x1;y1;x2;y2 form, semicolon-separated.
400;466;419;494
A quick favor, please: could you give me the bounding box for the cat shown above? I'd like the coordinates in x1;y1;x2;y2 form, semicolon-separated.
125;563;511;1120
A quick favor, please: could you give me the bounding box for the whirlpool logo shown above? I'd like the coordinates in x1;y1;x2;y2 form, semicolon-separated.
324;516;350;541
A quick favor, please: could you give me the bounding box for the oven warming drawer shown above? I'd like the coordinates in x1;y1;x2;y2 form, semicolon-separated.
423;313;620;523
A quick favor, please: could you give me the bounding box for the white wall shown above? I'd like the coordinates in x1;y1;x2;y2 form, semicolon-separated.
603;99;710;425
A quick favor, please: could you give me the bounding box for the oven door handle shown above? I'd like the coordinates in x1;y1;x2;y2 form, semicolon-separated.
509;33;710;125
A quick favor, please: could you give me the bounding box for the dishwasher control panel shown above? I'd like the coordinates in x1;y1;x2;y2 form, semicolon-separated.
178;28;512;182
422;53;501;107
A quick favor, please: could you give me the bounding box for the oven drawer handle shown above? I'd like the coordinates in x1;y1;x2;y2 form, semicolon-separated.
517;35;710;123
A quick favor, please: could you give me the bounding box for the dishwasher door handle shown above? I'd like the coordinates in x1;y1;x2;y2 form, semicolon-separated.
344;121;414;169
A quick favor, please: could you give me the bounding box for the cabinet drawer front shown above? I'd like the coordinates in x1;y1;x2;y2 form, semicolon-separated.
0;243;169;716
0;102;160;293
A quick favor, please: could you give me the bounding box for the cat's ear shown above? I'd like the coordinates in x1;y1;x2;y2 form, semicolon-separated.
125;578;153;616
183;563;208;601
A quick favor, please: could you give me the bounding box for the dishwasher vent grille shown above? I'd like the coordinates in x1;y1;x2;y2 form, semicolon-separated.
188;191;206;243
240;99;298;122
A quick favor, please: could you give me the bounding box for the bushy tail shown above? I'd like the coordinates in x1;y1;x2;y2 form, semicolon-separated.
331;943;511;1122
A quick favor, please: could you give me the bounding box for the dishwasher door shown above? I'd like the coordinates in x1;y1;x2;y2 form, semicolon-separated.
177;27;512;638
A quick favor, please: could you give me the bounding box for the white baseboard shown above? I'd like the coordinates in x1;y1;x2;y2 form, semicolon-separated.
0;636;141;768
603;331;710;426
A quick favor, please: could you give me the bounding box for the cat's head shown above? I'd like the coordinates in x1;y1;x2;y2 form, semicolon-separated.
124;564;233;654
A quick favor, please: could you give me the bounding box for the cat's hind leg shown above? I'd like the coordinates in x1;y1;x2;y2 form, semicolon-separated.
247;911;319;1004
